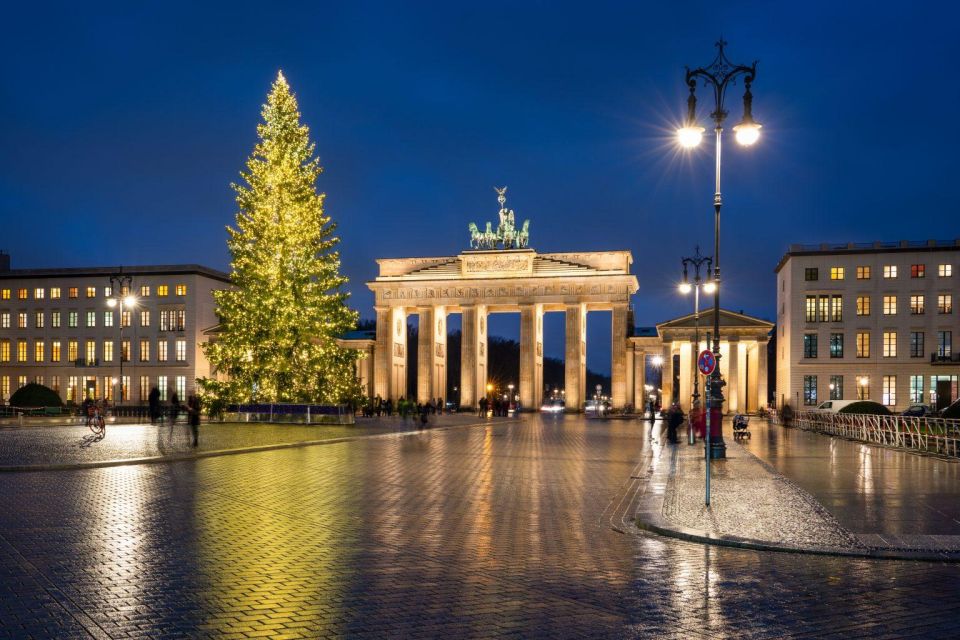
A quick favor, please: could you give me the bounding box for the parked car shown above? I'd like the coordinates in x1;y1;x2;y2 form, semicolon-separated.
939;398;960;419
813;400;859;413
901;403;935;417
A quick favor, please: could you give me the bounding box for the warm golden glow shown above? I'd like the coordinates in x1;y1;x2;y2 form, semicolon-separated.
677;125;705;148
106;298;117;308
678;282;692;294
733;121;761;146
702;281;717;294
123;295;138;308
651;355;664;367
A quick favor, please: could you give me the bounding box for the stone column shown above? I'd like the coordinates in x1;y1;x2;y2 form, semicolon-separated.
417;307;435;404
757;338;768;411
611;304;629;408
520;303;544;410
564;303;587;412
727;337;740;412
432;307;447;402
460;305;487;409
625;346;635;409
661;341;674;405
678;341;692;412
634;350;646;410
374;307;391;400
389;307;407;401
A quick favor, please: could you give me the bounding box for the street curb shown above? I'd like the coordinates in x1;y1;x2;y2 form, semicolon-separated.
633;444;960;563
0;417;516;473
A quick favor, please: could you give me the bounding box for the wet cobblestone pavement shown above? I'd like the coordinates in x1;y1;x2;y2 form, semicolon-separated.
2;415;960;638
0;415;488;468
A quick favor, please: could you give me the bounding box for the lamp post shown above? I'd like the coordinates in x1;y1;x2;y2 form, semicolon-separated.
677;39;760;460
679;246;715;444
106;273;136;406
508;383;515;411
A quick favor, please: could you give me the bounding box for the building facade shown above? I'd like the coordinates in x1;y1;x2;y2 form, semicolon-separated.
0;263;229;404
776;240;960;411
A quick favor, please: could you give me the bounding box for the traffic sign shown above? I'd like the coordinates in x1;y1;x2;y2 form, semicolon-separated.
697;349;717;376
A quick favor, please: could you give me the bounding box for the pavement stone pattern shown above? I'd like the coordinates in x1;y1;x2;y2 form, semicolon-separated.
0;415;959;638
0;414;487;468
661;439;862;551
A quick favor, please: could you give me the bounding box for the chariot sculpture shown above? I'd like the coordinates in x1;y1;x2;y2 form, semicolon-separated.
468;186;530;250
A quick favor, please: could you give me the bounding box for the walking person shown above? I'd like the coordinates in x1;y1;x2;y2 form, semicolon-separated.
148;387;160;424
187;393;201;447
170;392;181;424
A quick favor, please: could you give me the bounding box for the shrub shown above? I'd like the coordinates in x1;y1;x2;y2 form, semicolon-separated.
838;401;891;416
9;383;64;408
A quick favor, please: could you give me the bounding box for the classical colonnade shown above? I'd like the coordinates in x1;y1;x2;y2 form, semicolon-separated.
366;249;638;410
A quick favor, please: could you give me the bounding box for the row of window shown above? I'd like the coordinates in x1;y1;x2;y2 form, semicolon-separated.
0;374;188;403
0;309;186;330
804;294;954;321
1;284;188;301
805;264;953;281
803;330;951;359
0;338;189;363
802;374;958;407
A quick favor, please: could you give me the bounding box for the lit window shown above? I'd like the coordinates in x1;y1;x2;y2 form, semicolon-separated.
830;295;842;321
140;338;150;362
910;295;925;315
937;331;952;357
121;339;130;362
68;311;78;328
883;295;897;315
0;289;9;300
86;311;96;328
140;310;150;327
830;333;843;358
857;376;871;400
34;311;44;328
175;339;187;362
17;340;27;362
103;341;113;363
121;311;131;328
34;341;44;362
85;340;96;364
175;310;186;331
909;376;923;403
50;287;60;300
140;285;151;297
52;311;60;328
857;332;870;358
803;376;818;406
34;288;44;299
104;286;112;297
67;340;78;362
883;265;897;279
910;264;925;278
883;331;897;358
158;376;168;400
818;296;829;322
18;312;27;329
830;375;843;400
157;340;168;362
157;285;169;296
51;341;61;363
0;313;8;328
85;286;96;298
805;296;817;322
175;284;187;296
938;294;953;314
882;376;897;406
68;287;78;299
104;311;114;327
17;288;27;300
830;267;844;280
939;264;953;277
139;376;150;402
0;340;8;362
803;334;818;358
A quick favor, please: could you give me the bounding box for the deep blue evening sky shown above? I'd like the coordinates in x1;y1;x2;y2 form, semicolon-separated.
2;2;958;373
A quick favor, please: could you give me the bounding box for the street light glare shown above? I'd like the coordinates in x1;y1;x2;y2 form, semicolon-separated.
678;282;693;294
677;125;704;148
733;122;761;146
123;295;137;307
651;355;664;367
702;281;717;294
106;298;117;308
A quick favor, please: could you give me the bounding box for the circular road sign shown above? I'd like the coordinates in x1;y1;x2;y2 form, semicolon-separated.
697;350;717;376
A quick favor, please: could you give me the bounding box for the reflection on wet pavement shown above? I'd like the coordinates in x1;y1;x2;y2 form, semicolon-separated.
0;415;958;638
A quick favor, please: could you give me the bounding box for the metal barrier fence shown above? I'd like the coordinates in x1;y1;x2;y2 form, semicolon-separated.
775;411;960;457
226;403;354;425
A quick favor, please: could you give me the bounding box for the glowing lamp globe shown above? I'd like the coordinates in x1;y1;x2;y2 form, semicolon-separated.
123;295;137;308
733;121;761;146
678;282;693;294
703;281;717;294
677;125;705;148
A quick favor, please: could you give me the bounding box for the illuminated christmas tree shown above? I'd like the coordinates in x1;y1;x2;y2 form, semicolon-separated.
200;72;360;403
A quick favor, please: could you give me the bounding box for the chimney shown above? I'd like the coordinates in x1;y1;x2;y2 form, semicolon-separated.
0;251;9;272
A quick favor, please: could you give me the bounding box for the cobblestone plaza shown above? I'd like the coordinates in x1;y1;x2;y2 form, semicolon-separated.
2;416;959;638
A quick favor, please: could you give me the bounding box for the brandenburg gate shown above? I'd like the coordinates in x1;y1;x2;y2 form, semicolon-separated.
368;248;638;409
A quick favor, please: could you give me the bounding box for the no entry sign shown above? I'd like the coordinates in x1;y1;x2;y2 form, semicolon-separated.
697;349;717;376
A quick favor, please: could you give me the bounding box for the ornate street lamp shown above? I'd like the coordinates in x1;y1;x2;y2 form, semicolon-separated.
106;273;136;406
679;246;714;444
677;39;760;460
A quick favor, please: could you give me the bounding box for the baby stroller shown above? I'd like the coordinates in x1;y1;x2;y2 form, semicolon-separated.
732;414;751;440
